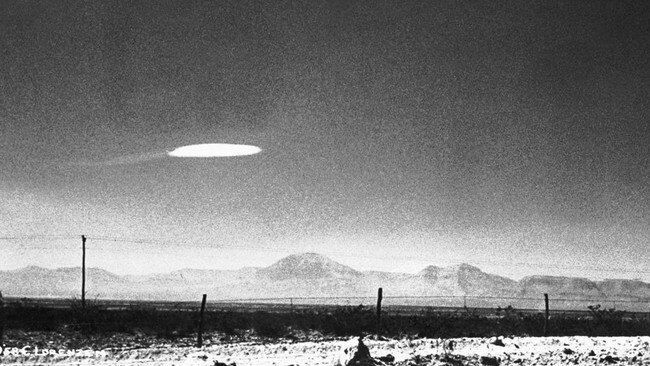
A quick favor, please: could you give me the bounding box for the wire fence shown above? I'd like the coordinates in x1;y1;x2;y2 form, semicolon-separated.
3;294;649;314
2;293;650;342
210;296;650;317
1;234;649;318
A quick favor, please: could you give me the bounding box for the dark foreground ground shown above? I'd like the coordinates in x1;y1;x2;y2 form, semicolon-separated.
2;298;649;343
1;299;649;365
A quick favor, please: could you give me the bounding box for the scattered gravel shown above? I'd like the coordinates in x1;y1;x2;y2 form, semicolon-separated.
1;331;648;365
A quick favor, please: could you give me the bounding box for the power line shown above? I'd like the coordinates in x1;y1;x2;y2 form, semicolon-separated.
0;234;78;241
88;236;185;246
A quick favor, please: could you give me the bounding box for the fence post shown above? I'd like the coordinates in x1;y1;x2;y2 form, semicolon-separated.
197;294;207;347
543;293;549;336
0;291;4;346
290;297;295;328
376;288;383;336
81;235;86;309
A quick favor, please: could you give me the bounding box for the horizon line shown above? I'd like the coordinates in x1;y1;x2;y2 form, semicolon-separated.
3;253;649;284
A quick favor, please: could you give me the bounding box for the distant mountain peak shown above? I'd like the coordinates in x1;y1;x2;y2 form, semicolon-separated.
293;252;327;260
260;252;361;281
418;265;442;278
1;253;648;309
454;263;482;271
13;265;48;272
520;274;592;282
418;263;482;277
277;252;339;263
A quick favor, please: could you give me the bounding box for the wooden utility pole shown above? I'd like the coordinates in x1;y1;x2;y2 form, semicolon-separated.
376;288;383;336
81;235;86;309
197;294;207;347
543;293;549;336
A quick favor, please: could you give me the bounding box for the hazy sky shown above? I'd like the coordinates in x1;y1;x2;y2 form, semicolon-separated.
1;1;648;281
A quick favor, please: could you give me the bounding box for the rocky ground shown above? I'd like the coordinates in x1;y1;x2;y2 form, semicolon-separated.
1;330;648;365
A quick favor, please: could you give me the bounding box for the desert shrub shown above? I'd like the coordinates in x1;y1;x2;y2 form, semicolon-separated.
584;304;627;336
3;300;649;339
3;306;69;331
322;305;375;336
207;310;249;335
251;311;287;337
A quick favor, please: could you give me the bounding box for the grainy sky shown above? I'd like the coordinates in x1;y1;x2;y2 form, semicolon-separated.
1;0;648;280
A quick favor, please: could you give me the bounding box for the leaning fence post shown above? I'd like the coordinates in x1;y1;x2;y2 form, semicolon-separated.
197;294;207;347
543;293;549;336
0;291;4;346
290;297;295;328
376;288;383;336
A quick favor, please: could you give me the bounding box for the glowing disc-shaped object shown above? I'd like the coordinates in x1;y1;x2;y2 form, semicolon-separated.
168;143;261;157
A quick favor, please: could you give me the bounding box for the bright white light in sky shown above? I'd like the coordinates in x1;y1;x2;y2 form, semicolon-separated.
168;143;262;157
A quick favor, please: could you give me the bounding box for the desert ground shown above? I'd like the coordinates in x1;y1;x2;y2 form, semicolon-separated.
1;330;648;366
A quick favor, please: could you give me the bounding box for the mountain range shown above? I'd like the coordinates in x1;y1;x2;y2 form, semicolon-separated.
1;253;648;311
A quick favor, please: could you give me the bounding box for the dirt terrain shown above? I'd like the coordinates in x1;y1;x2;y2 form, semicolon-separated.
1;331;648;365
